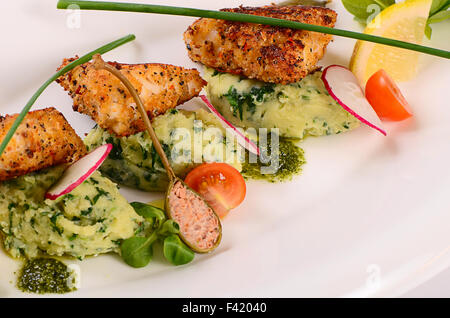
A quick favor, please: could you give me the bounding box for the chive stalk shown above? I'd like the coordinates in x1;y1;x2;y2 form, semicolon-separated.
0;34;135;157
56;0;450;59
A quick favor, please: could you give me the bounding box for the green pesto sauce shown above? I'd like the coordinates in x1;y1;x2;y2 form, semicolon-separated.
242;138;306;182
17;258;76;294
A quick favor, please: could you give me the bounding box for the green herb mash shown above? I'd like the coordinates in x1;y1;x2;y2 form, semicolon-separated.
0;167;143;259
84;109;243;192
205;68;359;139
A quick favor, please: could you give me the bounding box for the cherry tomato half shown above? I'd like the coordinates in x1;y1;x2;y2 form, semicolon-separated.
184;163;246;218
365;69;412;121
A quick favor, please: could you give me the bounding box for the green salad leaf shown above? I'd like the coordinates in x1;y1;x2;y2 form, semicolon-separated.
163;235;195;266
130;202;165;229
120;235;155;268
430;0;449;15
342;0;394;20
157;220;180;236
428;8;450;23
120;202;195;268
342;0;449;39
426;0;450;38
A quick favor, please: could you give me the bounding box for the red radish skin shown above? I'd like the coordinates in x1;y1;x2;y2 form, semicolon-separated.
321;65;387;136
45;144;113;200
200;95;260;156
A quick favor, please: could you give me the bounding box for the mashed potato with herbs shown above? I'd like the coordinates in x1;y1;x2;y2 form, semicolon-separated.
0;167;143;259
205;68;359;138
85;109;243;192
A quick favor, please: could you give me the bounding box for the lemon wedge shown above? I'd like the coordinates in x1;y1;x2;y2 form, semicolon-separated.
349;0;432;85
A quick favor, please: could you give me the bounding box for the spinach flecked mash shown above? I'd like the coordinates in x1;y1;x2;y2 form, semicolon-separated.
0;166;144;259
205;68;360;139
85;109;243;192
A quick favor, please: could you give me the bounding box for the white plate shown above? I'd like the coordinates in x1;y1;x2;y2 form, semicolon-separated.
1;0;449;298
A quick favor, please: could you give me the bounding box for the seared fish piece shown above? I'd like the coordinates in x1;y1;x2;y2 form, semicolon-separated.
184;5;337;84
0;108;86;182
57;57;206;137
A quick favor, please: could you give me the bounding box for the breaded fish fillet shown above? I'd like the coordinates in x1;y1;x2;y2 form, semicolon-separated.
184;5;337;84
0;108;86;182
57;57;206;137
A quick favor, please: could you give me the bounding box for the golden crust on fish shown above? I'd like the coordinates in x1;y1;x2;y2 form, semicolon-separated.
57;57;206;137
184;5;337;84
0;108;86;182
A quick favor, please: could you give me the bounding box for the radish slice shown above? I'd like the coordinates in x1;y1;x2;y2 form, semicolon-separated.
322;65;387;136
45;144;113;200
200;95;260;155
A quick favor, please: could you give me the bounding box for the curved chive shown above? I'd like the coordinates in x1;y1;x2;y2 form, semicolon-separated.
56;0;450;59
0;34;136;157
